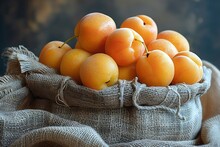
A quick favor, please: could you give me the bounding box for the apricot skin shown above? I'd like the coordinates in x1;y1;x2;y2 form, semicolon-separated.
60;49;91;84
39;41;72;72
80;53;119;90
157;30;190;52
172;51;203;85
147;39;178;58
136;50;174;86
105;28;145;66
118;63;136;80
74;41;81;49
74;12;116;54
121;15;158;45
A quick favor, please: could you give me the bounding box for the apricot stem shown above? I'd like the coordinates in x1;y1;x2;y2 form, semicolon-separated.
59;35;78;48
134;39;149;54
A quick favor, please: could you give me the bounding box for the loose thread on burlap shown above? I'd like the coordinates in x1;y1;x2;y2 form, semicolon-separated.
132;77;186;120
158;86;172;107
132;77;147;109
3;46;38;63
168;87;186;120
180;83;191;103
55;77;71;107
0;75;18;98
17;53;56;74
118;80;126;108
0;89;13;98
0;75;21;84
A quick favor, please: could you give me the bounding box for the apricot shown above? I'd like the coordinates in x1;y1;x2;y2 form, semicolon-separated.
105;28;145;66
136;50;174;86
39;41;72;72
74;41;81;49
147;39;178;58
121;15;158;45
60;49;91;84
80;53;119;90
118;63;136;80
74;12;116;53
172;51;203;84
157;30;190;52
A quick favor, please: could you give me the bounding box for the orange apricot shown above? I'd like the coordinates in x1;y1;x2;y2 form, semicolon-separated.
80;53;119;90
105;28;145;66
172;51;203;84
74;41;81;48
147;39;178;58
118;63;136;80
60;49;91;84
39;41;72;72
121;15;158;45
136;50;174;86
74;12;116;53
157;30;190;52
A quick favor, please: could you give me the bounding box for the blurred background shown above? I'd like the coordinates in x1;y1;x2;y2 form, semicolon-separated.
0;0;220;76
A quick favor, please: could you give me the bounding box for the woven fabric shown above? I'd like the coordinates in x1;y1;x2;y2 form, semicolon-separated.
0;46;219;147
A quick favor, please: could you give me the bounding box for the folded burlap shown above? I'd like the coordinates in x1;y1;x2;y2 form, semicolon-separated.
0;46;218;147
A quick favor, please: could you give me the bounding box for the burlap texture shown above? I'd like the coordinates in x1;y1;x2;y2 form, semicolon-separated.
0;74;29;111
0;46;218;147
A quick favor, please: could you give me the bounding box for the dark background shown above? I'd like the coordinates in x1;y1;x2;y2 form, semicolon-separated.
1;0;220;76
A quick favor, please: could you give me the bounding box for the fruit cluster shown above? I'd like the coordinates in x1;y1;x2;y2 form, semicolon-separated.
39;12;203;90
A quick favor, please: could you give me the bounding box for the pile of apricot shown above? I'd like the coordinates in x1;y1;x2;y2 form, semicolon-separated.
39;12;203;90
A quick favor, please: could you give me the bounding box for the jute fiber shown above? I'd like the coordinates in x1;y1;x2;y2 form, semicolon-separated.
0;46;219;147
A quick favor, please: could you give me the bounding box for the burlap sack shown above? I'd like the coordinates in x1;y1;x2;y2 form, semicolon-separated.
25;71;210;144
0;74;30;111
1;46;212;146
